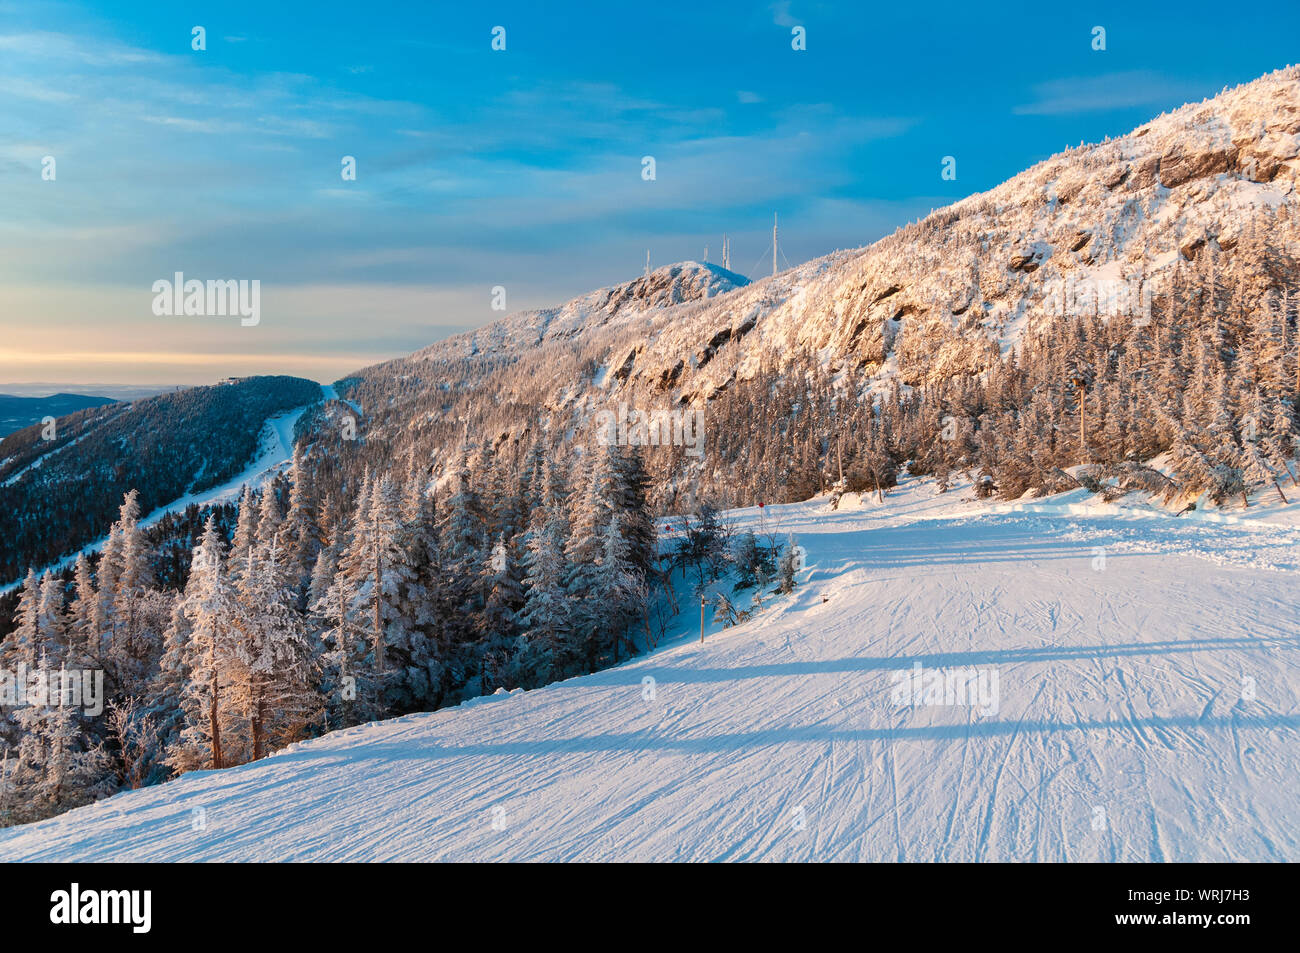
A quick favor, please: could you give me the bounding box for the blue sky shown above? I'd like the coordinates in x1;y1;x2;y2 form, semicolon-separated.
1;0;1295;387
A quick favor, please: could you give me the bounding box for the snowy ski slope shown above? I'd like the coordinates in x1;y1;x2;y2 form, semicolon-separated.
2;480;1297;861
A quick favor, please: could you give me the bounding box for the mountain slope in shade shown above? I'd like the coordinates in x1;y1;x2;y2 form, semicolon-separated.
0;376;325;585
0;397;321;595
2;480;1296;861
0;393;116;439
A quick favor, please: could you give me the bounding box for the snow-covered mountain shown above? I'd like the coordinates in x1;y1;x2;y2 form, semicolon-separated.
4;480;1295;861
336;65;1300;469
410;260;750;360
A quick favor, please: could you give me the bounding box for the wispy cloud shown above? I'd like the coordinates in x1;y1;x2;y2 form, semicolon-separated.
770;1;798;27
0;29;162;66
138;114;244;134
0;77;76;102
1013;72;1205;116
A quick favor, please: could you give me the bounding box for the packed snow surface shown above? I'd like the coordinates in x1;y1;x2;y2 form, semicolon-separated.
3;479;1297;861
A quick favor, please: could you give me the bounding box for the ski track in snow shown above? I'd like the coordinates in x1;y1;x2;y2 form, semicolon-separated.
136;395;317;526
2;479;1297;861
319;383;360;416
1;431;95;488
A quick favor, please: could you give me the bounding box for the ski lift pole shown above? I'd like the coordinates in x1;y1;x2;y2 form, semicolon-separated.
700;595;706;644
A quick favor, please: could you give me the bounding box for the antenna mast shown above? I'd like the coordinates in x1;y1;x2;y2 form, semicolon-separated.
772;213;778;278
645;249;650;277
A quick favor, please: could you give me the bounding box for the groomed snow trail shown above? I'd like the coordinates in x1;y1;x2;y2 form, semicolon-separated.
2;483;1297;861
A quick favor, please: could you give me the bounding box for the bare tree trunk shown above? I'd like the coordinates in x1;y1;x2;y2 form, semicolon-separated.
1273;478;1289;505
336;586;351;728
373;543;384;674
252;687;264;762
1080;401;1087;459
659;563;677;613
210;671;222;770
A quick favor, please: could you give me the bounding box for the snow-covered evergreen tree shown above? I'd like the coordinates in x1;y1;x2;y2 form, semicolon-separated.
34;572;68;664
3;570;40;667
282;444;322;605
10;659;112;819
479;534;524;690
777;534;801;594
69;554;97;659
229;531;319;761
170;516;241;771
513;459;571;687
228;484;260;584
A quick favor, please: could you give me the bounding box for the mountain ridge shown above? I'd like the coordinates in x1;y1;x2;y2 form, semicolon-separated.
342;65;1297;408
0;393;117;439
